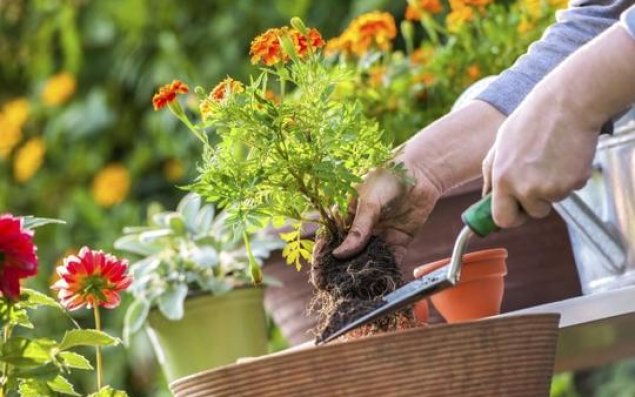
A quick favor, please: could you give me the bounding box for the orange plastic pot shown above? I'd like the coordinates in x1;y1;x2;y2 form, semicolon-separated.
413;248;508;323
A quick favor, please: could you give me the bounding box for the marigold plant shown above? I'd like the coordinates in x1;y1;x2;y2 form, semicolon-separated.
154;18;396;273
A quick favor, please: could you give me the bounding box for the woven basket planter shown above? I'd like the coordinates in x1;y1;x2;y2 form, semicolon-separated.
171;313;560;397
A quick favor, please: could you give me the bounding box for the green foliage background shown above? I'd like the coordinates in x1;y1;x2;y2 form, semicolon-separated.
1;0;634;396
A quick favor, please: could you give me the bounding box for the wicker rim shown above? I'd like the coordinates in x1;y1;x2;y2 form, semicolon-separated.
171;314;560;397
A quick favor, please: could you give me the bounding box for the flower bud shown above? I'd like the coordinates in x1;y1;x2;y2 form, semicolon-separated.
290;17;308;34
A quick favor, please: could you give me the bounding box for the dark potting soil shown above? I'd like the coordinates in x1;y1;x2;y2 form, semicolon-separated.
310;234;417;342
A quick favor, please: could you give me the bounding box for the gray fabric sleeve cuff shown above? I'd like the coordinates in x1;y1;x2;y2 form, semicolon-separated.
476;0;633;116
622;6;635;39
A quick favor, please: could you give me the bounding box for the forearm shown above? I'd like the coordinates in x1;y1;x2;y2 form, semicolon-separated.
399;100;505;193
539;24;635;130
478;0;633;116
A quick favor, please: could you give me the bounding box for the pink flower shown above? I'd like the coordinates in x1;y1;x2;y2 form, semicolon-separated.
52;247;132;311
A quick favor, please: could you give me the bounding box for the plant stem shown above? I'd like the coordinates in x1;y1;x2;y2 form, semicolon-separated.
93;306;103;391
1;303;13;397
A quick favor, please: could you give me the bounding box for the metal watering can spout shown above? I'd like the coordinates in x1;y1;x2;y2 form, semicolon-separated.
553;192;627;274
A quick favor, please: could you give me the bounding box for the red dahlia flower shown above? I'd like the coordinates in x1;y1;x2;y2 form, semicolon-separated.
0;214;38;300
52;247;132;311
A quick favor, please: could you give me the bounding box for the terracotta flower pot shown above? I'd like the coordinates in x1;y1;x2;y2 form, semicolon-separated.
413;248;508;323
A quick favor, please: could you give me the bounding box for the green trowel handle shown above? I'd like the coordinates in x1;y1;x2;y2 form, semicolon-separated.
461;193;499;237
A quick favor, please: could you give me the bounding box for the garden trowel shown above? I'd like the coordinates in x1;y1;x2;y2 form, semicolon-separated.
318;193;498;344
319;191;628;344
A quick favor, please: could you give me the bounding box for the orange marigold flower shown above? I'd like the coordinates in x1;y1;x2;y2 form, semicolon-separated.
251;26;325;65
250;27;289;66
329;12;397;57
210;77;245;102
410;47;435;65
152;80;189;111
291;28;326;57
405;0;443;21
52;247;132;311
447;6;474;33
467;64;481;80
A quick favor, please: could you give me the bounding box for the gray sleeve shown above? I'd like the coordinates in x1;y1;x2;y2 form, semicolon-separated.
622;5;635;38
477;0;635;116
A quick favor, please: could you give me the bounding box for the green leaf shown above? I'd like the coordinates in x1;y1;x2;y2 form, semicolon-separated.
87;386;129;397
12;362;59;380
47;375;80;396
177;193;202;229
157;283;188;321
21;216;65;230
0;338;52;367
57;351;92;370
58;329;120;351
123;300;150;343
20;289;64;311
18;379;54;397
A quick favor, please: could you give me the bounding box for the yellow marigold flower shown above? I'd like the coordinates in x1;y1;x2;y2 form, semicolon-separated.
548;0;568;9
3;98;30;129
0;117;22;160
13;137;45;183
163;158;185;182
520;0;542;18
405;0;443;21
462;0;493;10
447;6;474;33
91;163;131;208
467;64;481;80
517;18;535;33
42;72;76;107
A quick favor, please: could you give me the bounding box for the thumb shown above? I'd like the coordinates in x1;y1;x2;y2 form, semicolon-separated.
333;200;380;259
482;147;495;197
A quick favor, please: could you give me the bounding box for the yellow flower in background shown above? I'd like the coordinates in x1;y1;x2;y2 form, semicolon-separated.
520;0;542;18
163;158;185;182
517;18;535;33
548;0;569;9
3;98;30;128
0;118;22;159
91;163;131;208
13;137;45;183
42;72;76;106
446;6;474;33
0;98;30;159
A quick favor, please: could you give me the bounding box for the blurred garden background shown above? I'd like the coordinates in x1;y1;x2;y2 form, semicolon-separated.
2;0;634;396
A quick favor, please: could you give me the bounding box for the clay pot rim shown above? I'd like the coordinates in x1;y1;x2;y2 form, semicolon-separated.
413;248;508;280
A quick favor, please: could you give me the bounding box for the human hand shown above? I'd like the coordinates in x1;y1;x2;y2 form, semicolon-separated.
481;84;599;228
482;24;635;228
333;100;505;263
332;161;442;264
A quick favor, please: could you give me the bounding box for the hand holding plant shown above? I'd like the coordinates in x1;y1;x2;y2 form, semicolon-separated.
154;18;417;341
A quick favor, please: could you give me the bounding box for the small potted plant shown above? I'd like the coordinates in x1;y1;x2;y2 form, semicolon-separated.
115;193;282;382
152;17;422;341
